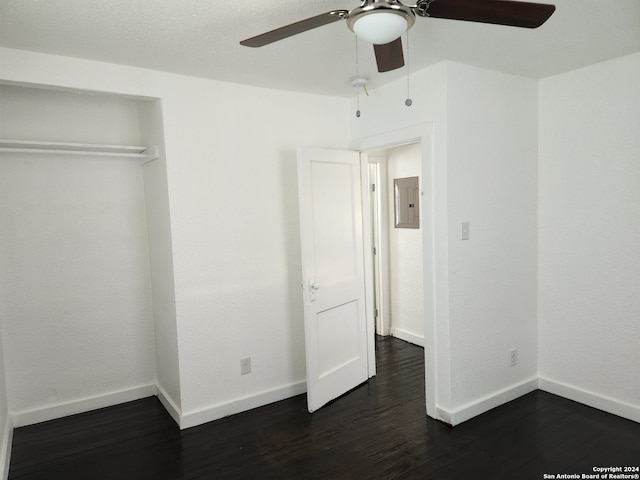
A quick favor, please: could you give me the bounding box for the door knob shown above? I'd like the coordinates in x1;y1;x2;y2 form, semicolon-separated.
308;279;320;303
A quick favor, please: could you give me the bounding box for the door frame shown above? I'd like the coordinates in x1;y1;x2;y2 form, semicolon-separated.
367;157;391;337
352;122;437;420
359;152;377;379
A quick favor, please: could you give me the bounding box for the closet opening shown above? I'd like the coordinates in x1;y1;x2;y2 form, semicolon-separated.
0;83;177;426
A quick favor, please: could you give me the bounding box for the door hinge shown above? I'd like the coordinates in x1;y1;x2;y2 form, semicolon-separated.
375;308;379;318
372;246;377;255
371;183;376;192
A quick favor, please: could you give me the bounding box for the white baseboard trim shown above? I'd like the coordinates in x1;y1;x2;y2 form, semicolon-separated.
156;384;181;427
539;376;640;424
6;379;307;431
1;417;13;480
390;327;424;347
10;384;157;428
179;380;306;430
437;377;539;426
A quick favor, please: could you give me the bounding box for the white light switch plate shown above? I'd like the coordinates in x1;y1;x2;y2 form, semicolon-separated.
461;222;470;240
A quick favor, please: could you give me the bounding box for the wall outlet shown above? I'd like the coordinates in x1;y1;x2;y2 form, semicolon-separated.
510;349;518;367
240;357;251;375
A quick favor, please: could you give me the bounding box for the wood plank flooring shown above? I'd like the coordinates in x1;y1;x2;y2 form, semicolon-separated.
9;336;640;479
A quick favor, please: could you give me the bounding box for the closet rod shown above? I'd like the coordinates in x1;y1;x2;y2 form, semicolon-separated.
0;139;158;162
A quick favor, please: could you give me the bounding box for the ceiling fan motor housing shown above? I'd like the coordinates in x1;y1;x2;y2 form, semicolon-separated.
347;0;416;44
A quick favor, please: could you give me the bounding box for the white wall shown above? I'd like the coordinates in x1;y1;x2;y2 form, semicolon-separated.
445;63;539;419
156;75;351;425
0;85;157;425
350;61;539;424
138;100;181;417
386;143;424;345
0;85;142;145
0;48;352;427
538;52;640;422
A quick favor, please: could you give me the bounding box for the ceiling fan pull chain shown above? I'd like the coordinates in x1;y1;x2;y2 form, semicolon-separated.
405;31;413;107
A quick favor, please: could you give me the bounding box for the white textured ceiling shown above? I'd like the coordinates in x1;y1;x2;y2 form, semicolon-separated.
1;0;639;97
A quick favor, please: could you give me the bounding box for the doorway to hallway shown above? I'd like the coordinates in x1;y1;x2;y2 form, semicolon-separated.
367;141;425;348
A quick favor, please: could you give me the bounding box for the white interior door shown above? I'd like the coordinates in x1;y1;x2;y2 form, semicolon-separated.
297;147;371;413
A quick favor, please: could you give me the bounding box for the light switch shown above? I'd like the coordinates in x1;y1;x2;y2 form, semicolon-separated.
461;222;470;240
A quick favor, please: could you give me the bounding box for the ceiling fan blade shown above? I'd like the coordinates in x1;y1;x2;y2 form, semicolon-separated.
425;0;555;28
374;38;405;73
240;10;348;47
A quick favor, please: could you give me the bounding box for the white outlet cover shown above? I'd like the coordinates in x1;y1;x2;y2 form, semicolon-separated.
240;357;251;375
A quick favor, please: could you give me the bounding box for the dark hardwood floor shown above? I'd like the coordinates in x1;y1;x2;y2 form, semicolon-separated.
9;336;640;479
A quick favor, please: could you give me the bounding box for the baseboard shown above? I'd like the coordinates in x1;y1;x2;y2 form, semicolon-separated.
10;384;157;428
539;376;640;423
390;327;424;347
0;417;12;480
437;377;539;426
156;384;181;427
7;379;307;431
179;380;306;430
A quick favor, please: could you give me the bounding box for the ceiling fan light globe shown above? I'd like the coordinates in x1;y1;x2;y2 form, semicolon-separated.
352;12;408;45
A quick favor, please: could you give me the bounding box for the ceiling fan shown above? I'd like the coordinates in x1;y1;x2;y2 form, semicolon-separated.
240;0;555;73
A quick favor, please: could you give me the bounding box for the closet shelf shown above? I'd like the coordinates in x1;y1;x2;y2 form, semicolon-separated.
0;139;159;163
